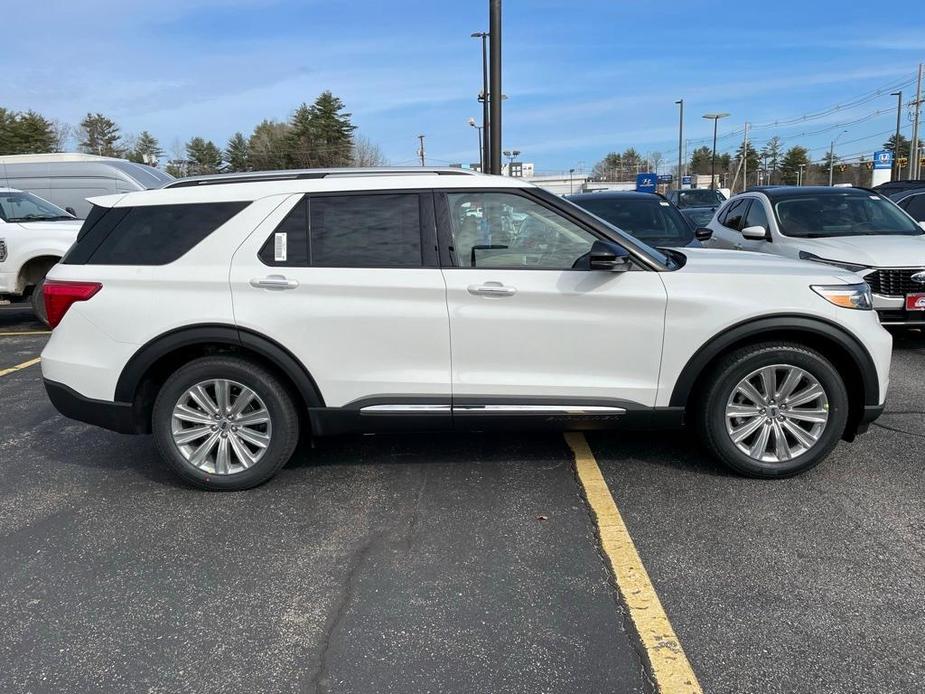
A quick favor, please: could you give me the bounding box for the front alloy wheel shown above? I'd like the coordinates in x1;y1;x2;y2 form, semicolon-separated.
725;365;830;463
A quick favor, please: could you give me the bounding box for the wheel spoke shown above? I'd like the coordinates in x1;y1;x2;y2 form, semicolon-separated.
748;422;771;458
782;420;818;449
236;427;270;449
731;415;765;443
173;404;214;426
214;380;230;415
190;385;219;416
215;436;231;474
771;421;790;461
787;384;824;408
776;368;804;401
726;403;762;418
229;387;257;417
785;408;828;424
759;367;776;400
736;380;766;406
172;425;212;445
234;410;269;426
228;433;257;468
189;431;220;467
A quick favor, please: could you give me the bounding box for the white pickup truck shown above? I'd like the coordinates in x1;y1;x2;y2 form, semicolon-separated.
0;188;82;322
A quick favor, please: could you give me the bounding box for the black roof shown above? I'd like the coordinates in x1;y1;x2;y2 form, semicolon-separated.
872;179;925;195
565;191;663;202
745;185;880;201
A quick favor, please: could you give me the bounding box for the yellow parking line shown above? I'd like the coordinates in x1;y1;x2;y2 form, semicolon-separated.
0;331;51;336
0;357;41;378
564;432;702;694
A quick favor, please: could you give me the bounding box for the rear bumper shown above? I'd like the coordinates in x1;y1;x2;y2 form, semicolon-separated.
44;378;138;434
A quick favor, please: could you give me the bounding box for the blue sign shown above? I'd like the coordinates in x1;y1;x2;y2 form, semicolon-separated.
636;173;657;193
681;175;692;187
873;150;893;169
657;174;673;183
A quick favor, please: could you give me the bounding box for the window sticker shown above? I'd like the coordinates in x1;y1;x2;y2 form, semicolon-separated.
659;201;670;206
274;232;287;262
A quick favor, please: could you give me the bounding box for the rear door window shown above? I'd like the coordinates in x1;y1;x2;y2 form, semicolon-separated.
309;193;423;267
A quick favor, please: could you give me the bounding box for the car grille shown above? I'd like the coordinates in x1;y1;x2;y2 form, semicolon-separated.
864;268;925;296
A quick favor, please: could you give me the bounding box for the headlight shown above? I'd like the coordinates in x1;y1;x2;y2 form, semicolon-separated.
811;283;873;310
799;251;868;273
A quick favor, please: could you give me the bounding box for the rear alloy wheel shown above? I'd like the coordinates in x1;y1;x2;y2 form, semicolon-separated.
153;356;299;490
698;343;849;478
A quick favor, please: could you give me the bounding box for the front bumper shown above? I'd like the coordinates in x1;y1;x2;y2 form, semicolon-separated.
44;378;139;434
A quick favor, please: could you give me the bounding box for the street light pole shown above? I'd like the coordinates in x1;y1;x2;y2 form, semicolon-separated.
488;0;502;175
797;163;806;186
468;117;483;171
891;91;903;181
569;168;575;194
702;112;730;190
471;32;490;171
675;99;684;190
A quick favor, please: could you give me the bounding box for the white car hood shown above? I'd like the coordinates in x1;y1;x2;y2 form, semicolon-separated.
677;247;857;283
792;234;925;268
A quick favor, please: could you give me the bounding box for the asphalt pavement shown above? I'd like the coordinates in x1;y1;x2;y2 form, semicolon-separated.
0;303;923;693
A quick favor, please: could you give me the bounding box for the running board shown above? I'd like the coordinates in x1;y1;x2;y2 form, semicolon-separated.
360;404;626;416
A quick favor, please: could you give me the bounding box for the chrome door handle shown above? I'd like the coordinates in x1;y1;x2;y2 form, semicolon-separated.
467;281;516;297
250;275;299;290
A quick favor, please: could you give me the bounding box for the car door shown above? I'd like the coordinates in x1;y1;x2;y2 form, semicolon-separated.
229;191;452;416
706;197;749;249
437;188;667;411
736;196;774;254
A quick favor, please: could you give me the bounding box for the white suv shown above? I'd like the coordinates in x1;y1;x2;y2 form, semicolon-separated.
703;186;925;326
40;169;892;490
0;188;82;321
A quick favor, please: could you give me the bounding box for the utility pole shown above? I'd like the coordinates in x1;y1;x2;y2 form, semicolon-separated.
417;134;426;166
891;91;903;181
742;122;749;191
471;32;491;171
675;99;684;190
828;140;835;186
910;63;923;179
798;163;806;186
488;0;502;175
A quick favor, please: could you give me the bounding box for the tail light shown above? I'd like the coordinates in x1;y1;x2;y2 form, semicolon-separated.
43;280;102;328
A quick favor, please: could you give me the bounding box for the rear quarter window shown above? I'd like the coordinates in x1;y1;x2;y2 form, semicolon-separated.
63;201;249;265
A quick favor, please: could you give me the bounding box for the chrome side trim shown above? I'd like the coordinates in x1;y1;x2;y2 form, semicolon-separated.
453;405;626;415
360;404;451;414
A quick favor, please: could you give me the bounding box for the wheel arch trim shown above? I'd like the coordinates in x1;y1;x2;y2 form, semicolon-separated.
668;314;880;408
114;324;325;408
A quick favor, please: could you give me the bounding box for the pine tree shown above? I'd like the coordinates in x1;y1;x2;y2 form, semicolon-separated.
0;108;16;154
689;146;714;174
127;130;164;165
287;103;314;168
304;91;357;168
79;113;124;157
185;137;223;174
883;134;910;160
780;146;810;185
248;120;290;171
761;136;783;182
224;132;250;172
13;111;56;153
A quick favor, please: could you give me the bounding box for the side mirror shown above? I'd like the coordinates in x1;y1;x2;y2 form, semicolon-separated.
741;225;769;241
65;207;77;217
695;227;713;242
588;239;631;272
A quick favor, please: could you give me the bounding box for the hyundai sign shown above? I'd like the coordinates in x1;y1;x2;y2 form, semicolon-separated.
873;150;893;170
636;173;657;193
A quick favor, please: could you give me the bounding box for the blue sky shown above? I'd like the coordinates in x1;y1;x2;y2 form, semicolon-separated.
6;0;925;173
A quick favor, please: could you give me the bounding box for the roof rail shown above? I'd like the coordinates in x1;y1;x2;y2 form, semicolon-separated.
162;167;482;189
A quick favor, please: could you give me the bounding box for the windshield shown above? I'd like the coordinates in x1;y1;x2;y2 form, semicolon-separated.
675;189;725;208
0;191;74;222
774;193;922;238
572;197;694;247
680;207;716;228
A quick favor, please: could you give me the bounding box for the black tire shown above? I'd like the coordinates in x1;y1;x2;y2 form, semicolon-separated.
31;279;48;326
696;342;849;478
152;356;300;491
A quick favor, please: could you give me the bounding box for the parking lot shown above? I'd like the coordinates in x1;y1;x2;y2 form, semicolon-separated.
1;303;923;694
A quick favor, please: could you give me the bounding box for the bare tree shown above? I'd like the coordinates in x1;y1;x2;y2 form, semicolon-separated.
50;120;74;152
352;135;387;166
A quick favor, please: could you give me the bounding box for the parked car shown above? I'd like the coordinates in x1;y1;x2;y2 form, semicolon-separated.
890;187;925;223
0;188;81;321
667;188;727;208
0;153;173;218
872;179;925;198
41;168;890;490
703;186;925;326
565;191;710;247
